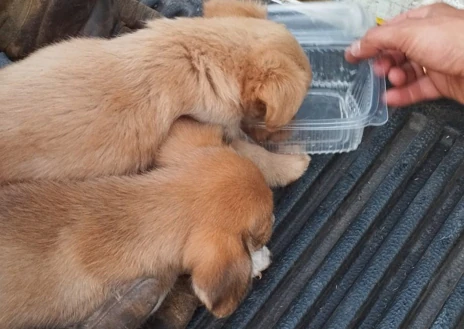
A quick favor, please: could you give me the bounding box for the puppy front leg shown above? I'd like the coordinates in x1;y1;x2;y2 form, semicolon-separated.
230;139;310;188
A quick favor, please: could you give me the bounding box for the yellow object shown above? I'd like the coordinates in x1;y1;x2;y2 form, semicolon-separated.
376;17;385;25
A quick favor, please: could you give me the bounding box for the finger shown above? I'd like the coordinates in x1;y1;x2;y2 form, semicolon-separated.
373;51;407;76
409;61;427;79
345;26;404;63
402;62;421;85
388;62;424;87
345;38;379;63
346;21;418;63
388;67;408;87
384;76;442;107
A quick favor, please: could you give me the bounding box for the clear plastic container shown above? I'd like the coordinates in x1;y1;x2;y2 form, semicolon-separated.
246;2;388;154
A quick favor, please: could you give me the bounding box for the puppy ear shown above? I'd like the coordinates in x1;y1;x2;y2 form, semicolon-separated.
185;231;252;318
252;51;310;132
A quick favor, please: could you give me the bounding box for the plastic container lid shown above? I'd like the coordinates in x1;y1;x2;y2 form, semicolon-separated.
267;1;375;45
246;2;388;155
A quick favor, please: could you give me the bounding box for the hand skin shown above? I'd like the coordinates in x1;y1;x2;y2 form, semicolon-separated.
345;3;464;107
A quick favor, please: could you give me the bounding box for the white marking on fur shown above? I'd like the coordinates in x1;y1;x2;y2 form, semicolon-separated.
251;246;271;279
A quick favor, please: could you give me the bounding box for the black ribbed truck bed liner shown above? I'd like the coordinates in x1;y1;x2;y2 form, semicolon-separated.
187;101;464;329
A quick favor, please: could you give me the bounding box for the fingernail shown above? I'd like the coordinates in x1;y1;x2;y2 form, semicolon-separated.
349;40;361;56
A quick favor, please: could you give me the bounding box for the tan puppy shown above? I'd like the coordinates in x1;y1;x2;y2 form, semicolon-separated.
48;118;309;329
0;16;311;183
0;118;280;329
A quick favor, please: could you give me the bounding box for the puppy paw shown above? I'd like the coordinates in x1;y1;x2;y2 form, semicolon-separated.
251;246;272;279
285;153;311;183
266;153;311;188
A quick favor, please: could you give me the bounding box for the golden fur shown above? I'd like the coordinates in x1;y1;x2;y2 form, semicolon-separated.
0;15;311;183
0;118;310;329
0;120;269;329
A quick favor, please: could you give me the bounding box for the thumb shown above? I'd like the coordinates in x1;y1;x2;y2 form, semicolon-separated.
345;23;413;63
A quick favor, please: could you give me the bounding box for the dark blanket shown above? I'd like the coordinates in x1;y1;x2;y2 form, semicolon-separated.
0;0;202;60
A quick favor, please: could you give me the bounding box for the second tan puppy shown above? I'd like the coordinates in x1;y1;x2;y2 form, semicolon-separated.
0;118;278;329
0;15;311;183
49;117;309;329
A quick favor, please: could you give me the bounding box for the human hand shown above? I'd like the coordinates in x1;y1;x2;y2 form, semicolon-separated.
345;3;464;107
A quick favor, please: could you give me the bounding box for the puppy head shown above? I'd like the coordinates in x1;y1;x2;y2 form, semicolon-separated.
203;0;305;132
184;230;252;318
204;0;266;19
183;153;273;317
242;23;312;131
203;2;311;132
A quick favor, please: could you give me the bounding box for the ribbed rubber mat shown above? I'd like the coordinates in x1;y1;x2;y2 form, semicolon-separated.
187;101;464;329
